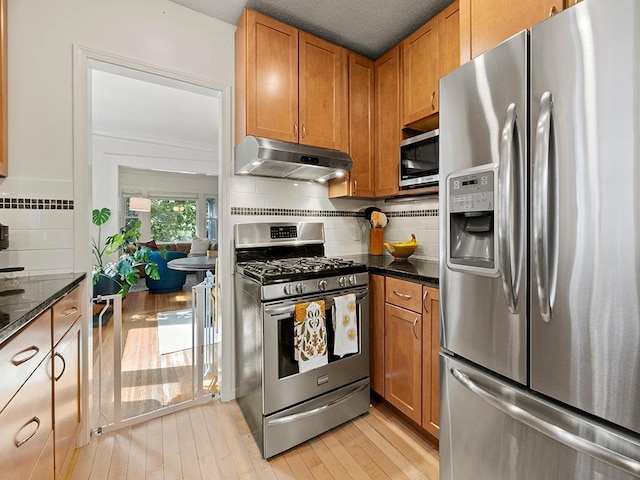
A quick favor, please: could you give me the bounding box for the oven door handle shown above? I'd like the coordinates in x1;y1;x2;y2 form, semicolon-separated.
264;291;368;316
265;382;369;427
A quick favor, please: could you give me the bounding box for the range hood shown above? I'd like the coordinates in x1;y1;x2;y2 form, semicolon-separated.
234;136;352;182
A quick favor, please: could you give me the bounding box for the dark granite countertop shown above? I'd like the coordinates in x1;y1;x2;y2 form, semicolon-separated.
0;272;86;345
341;254;439;286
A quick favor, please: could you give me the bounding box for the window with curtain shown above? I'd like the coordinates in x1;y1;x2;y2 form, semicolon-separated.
205;197;218;242
122;195;140;230
150;198;197;242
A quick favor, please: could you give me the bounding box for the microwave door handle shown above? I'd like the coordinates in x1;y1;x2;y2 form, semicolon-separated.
498;103;524;313
533;92;557;323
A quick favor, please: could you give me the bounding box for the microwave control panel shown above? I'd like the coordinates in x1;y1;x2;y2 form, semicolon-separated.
449;170;495;213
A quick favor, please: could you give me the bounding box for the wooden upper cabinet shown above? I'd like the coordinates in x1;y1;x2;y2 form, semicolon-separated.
299;32;346;150
401;0;459;129
236;8;346;151
439;0;461;80
460;0;563;61
237;9;298;144
402;18;439;126
0;0;7;177
374;46;400;197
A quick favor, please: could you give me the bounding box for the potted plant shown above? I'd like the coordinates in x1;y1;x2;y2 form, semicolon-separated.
92;207;164;297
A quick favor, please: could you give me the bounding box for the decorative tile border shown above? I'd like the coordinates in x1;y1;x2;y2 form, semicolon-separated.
231;207;439;218
231;207;361;217
0;198;74;210
385;209;438;218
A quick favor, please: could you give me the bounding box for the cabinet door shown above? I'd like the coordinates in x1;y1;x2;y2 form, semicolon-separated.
460;0;563;61
245;9;299;143
0;309;51;412
53;320;81;480
347;52;375;197
369;274;385;395
384;304;421;424
438;0;460;80
0;357;53;480
374;46;400;197
299;32;346;150
422;286;440;437
402;18;439;126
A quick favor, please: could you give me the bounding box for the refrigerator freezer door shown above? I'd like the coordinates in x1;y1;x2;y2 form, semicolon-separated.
530;0;640;435
440;354;640;480
440;31;528;384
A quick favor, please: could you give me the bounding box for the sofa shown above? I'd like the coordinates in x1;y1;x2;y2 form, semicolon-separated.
145;250;188;294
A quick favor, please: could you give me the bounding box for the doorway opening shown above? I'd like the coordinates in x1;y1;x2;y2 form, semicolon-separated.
87;59;222;435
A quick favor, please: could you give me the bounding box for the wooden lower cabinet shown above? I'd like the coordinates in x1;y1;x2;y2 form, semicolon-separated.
422;286;440;437
369;274;385;395
371;274;440;439
53;319;81;480
384;303;422;424
0;357;54;480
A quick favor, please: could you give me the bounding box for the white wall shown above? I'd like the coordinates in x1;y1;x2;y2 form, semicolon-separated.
0;0;234;276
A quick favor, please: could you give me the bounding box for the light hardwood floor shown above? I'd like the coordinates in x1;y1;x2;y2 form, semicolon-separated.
71;399;440;480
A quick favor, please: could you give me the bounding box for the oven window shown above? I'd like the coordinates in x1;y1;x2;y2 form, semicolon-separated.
277;303;361;379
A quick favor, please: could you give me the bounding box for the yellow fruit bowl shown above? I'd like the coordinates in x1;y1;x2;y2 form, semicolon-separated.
384;235;418;261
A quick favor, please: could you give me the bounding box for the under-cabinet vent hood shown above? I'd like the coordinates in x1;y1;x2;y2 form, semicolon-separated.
234;136;352;183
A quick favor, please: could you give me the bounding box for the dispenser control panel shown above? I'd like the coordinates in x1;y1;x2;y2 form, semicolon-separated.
449;170;495;213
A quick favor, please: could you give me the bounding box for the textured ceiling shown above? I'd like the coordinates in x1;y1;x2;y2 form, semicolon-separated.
169;0;454;59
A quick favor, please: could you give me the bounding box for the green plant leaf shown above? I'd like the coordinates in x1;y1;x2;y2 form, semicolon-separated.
92;208;111;226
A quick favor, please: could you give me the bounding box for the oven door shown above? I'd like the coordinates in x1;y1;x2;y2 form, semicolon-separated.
262;287;369;415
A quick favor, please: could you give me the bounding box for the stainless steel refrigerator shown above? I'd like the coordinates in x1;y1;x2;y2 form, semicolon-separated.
439;0;640;478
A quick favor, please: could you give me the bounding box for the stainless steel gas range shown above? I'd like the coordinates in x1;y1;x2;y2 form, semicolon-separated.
234;222;370;458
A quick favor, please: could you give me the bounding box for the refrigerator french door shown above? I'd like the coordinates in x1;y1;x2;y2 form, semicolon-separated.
439;0;640;478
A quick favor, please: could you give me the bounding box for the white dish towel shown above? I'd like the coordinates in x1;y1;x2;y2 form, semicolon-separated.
295;300;328;373
333;293;359;357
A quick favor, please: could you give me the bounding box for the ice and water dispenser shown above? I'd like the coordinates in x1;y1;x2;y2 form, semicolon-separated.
446;165;499;276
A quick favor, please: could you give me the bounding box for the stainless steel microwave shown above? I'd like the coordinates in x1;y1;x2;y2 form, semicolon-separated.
399;129;439;189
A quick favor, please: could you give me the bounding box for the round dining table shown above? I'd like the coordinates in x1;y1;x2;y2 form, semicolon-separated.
167;253;217;282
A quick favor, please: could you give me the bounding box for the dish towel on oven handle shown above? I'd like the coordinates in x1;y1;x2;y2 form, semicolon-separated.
333;293;359;357
294;300;328;373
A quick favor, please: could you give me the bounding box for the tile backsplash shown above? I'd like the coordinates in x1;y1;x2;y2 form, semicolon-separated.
229;176;440;260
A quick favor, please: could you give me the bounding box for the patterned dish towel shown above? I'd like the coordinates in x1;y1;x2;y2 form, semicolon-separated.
294;300;328;373
333;293;359;357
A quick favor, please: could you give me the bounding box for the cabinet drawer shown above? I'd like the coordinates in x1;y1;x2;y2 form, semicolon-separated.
52;285;81;346
385;277;422;312
0;356;53;480
0;310;52;412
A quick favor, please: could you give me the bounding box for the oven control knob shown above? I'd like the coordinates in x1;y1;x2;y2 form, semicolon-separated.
318;280;328;291
338;276;346;287
295;282;306;294
348;275;356;285
284;284;295;295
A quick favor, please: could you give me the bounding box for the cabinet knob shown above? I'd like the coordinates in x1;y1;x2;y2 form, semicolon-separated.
549;5;558;16
413;317;420;339
302;124;307;139
431;91;436;110
353;179;358;195
293;122;298;140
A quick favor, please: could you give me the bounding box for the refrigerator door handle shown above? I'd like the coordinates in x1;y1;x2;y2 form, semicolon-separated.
498;103;524;313
451;367;640;478
533;92;556;322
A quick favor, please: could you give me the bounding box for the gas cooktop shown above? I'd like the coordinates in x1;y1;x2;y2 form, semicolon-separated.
237;256;367;284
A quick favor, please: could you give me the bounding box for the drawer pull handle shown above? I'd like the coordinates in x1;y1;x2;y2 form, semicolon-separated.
54;351;67;381
63;306;78;317
15;416;40;448
423;290;429;311
11;345;40;366
393;290;412;300
412;317;420;339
